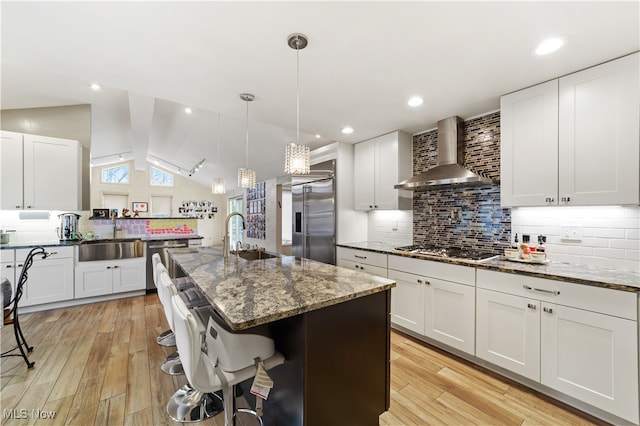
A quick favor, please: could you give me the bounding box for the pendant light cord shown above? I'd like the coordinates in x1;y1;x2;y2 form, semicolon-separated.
245;99;249;169
296;43;300;145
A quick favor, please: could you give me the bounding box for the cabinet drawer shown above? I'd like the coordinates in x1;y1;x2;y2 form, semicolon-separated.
16;245;74;261
337;247;387;268
388;255;475;286
477;269;636;320
0;249;15;263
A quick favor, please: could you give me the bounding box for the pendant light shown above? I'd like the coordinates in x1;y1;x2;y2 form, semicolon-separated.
211;113;226;194
284;33;311;175
238;93;256;188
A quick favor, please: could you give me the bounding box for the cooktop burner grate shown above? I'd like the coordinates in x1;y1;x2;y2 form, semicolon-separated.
394;245;498;262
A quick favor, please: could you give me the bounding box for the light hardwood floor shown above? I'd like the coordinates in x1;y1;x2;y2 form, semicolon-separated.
1;295;603;426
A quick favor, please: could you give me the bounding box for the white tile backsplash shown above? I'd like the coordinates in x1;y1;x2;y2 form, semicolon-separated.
367;210;413;246
512;206;640;272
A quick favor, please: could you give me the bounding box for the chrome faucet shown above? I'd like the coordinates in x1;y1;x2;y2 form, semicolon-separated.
223;212;246;260
111;211;123;239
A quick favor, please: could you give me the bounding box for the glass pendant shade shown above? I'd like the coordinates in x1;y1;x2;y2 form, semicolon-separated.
284;142;310;174
211;178;226;194
238;168;256;188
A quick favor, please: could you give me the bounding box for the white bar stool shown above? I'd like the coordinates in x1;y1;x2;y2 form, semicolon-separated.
167;293;284;424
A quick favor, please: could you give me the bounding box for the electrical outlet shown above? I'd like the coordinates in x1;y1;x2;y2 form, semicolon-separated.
561;226;582;241
392;221;398;231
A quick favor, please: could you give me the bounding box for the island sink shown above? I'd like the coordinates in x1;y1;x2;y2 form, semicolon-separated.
234;250;278;261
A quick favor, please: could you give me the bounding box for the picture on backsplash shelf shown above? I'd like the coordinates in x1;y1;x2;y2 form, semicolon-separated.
92;209;110;219
132;202;148;212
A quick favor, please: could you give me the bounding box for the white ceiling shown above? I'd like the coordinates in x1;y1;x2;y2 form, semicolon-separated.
2;1;638;191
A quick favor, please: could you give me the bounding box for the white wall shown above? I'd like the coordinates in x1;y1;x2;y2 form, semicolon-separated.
512;205;640;272
91;160;227;246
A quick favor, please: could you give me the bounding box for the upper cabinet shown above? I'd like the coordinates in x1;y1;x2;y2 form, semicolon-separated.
1;131;84;210
501;53;639;207
354;131;412;211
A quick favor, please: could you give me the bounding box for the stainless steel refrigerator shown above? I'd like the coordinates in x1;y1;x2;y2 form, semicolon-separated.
291;160;336;265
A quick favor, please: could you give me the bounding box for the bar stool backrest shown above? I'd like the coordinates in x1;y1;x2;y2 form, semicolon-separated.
158;270;176;331
151;253;162;288
171;293;206;389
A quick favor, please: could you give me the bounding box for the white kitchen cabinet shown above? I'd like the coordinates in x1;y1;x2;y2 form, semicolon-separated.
354;131;412;211
0;131;83;210
476;269;639;424
500;53;639;207
388;255;476;354
15;247;74;308
1;131;25;210
336;247;387;278
387;269;425;334
476;288;541;381
500;80;559;207
558;53;639;205
75;258;145;299
541;303;638;424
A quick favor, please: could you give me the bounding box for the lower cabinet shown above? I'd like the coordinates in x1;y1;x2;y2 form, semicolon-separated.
75;258;145;299
16;247;74;307
476;269;639;424
336;247;387;278
388;255;476;355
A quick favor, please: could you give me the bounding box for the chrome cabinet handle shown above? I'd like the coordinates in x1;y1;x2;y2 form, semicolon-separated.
354;255;367;259
5;265;13;268
545;197;555;203
523;285;560;295
543;307;553;314
113;265;119;269
527;303;537;310
417;279;423;284
107;266;112;269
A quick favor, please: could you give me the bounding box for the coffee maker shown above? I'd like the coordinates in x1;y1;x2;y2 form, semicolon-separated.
57;213;81;241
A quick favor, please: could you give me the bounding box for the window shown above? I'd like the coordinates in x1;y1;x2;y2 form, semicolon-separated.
150;166;174;187
102;164;129;184
151;195;172;217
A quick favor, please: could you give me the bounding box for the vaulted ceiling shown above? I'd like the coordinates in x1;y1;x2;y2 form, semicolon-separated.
2;1;638;191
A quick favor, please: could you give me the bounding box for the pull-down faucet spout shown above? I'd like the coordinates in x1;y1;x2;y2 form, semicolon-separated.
224;212;246;260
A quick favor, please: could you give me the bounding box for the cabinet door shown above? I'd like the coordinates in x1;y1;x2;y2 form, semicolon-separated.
374;132;400;210
388;270;425;334
0;131;24;210
500;80;559;207
112;259;146;293
23;134;80;210
75;262;114;298
559;53;639;206
354;140;375;210
541;303;639;424
19;257;74;307
476;288;540;381
424;278;475;355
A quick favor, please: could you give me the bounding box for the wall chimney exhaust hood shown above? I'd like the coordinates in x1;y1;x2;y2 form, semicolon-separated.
395;116;496;190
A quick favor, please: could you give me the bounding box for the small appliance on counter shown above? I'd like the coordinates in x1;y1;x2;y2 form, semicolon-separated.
0;230;14;244
57;213;81;241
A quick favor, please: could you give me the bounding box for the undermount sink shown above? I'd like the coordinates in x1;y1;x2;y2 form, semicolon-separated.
78;240;145;261
234;250;278;261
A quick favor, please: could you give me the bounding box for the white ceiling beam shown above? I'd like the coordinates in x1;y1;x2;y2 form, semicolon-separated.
128;93;155;171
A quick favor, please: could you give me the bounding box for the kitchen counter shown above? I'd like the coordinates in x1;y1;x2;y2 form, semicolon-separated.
169;246;395;330
169;245;395;425
0;234;203;250
338;242;640;292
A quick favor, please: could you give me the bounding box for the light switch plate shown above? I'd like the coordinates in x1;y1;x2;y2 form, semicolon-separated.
561;226;582;241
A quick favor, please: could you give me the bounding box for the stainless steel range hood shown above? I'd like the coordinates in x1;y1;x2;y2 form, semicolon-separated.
395;116;495;190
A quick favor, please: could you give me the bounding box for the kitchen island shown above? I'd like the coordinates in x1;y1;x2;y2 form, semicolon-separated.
169;246;396;426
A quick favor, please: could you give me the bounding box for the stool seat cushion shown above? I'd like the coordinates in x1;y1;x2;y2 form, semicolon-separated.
2;278;12;308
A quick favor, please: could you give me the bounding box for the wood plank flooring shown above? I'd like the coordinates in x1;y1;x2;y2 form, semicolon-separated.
1;295;604;425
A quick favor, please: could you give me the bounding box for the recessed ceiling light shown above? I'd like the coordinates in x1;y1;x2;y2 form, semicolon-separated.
408;96;423;107
532;37;567;56
341;127;354;134
184;107;192;114
90;83;101;91
315;134;321;138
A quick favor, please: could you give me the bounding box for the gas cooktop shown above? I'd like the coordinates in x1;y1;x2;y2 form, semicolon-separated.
393;245;498;262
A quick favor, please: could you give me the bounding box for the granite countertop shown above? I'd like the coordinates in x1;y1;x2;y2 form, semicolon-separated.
338;242;640;292
0;234;203;250
169;246;396;331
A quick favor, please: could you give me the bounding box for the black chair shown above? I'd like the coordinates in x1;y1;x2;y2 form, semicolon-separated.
1;247;51;368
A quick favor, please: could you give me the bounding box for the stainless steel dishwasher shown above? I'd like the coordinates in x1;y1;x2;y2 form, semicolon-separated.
146;239;190;293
